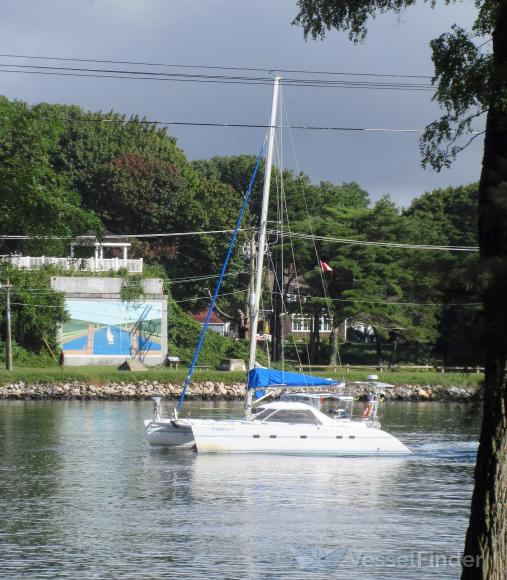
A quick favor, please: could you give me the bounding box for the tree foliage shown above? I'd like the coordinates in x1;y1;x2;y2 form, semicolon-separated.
0;264;68;352
0;98;102;256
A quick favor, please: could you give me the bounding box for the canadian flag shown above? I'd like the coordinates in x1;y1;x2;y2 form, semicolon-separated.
320;260;333;273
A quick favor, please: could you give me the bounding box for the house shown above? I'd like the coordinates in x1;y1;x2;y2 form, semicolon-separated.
190;310;238;337
4;236;143;273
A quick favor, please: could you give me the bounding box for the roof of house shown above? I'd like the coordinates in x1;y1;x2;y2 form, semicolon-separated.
191;310;226;324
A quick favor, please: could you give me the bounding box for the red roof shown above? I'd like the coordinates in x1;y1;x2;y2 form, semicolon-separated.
191;310;225;324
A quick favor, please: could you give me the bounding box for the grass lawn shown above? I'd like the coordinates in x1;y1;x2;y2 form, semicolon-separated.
0;365;484;388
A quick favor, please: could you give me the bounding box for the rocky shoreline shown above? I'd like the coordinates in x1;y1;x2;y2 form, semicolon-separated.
0;380;482;402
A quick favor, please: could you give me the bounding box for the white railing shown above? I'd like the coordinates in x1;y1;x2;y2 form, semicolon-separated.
5;256;143;273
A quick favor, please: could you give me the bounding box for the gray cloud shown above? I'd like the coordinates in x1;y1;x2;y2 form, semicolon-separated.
0;0;483;205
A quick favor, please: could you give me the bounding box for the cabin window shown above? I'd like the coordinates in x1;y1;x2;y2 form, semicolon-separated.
254;409;276;421
264;410;320;425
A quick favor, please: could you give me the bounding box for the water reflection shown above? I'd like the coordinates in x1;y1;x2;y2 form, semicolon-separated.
0;400;480;579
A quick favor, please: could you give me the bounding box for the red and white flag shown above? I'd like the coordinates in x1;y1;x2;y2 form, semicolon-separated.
320;260;333;273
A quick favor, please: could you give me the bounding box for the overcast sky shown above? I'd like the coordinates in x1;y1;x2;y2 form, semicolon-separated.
1;0;483;207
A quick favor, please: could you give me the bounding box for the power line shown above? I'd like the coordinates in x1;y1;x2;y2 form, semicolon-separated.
0;229;250;241
0;52;433;79
5;290;481;310
39;114;444;133
5;271;250;293
268;229;479;252
0;228;479;251
0;64;434;91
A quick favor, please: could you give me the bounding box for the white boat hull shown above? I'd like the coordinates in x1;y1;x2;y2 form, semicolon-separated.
191;420;411;456
144;419;195;448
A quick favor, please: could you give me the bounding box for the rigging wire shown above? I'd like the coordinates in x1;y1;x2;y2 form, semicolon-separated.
272;124;310;370
282;92;341;367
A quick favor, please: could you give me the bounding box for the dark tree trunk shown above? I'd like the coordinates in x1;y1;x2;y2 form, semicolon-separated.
238;310;247;340
388;336;398;369
329;318;341;367
270;248;283;362
388;332;399;368
373;328;383;369
462;6;507;578
309;312;321;364
270;294;282;362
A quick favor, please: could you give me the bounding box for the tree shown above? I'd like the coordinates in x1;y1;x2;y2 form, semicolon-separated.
0;98;102;256
194;156;372;356
293;2;506;576
404;185;482;366
0;263;68;352
37;105;249;312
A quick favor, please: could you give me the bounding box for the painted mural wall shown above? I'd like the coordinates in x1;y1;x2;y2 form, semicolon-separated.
61;299;163;359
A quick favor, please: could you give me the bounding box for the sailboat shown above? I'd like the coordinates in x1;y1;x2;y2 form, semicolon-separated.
144;76;410;456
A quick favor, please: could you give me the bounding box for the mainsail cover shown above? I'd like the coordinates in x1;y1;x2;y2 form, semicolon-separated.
248;368;338;389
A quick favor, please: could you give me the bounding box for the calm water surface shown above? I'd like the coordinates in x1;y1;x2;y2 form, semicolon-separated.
0;400;481;579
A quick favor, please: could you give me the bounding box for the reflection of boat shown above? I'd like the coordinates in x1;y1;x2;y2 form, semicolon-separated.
106;326;114;345
145;76;410;456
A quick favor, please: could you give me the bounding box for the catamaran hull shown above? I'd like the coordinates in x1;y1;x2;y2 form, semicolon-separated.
144;419;195;448
191;422;411;456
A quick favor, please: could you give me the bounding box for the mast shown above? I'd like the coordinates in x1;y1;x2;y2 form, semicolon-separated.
245;74;281;415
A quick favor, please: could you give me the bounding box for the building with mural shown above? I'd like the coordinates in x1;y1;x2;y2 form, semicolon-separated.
52;276;167;366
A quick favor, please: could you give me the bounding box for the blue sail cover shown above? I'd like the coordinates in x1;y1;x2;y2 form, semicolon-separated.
247;368;338;389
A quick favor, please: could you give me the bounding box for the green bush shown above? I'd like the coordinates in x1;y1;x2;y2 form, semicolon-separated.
0;340;56;368
168;300;267;368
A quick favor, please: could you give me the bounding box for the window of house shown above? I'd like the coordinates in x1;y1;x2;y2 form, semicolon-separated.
291;314;311;332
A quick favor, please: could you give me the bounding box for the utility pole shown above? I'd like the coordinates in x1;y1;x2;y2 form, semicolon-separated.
3;280;12;370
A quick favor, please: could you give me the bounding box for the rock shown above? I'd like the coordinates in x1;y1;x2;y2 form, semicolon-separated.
219;358;246;372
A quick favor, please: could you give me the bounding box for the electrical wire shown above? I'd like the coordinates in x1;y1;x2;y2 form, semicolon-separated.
36;114;453;133
0;52;433;79
0;64;435;91
0;229;251;241
267;229;479;252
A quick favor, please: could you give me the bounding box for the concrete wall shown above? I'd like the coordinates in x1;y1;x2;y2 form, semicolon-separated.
52;277;168;367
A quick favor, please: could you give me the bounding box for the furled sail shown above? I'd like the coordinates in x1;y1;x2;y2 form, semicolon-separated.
247;368;339;389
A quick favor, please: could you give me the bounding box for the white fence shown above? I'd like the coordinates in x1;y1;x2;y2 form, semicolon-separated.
5;256;143;273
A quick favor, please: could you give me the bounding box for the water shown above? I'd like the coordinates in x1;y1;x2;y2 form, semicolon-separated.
0;400;481;579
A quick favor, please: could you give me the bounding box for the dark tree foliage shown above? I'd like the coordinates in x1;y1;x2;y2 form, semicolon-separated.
32;104;249;312
0;264;68;352
0;98;102;256
294;1;506;576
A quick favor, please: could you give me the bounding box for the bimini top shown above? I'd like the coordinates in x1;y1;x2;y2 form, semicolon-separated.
247;368;340;389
